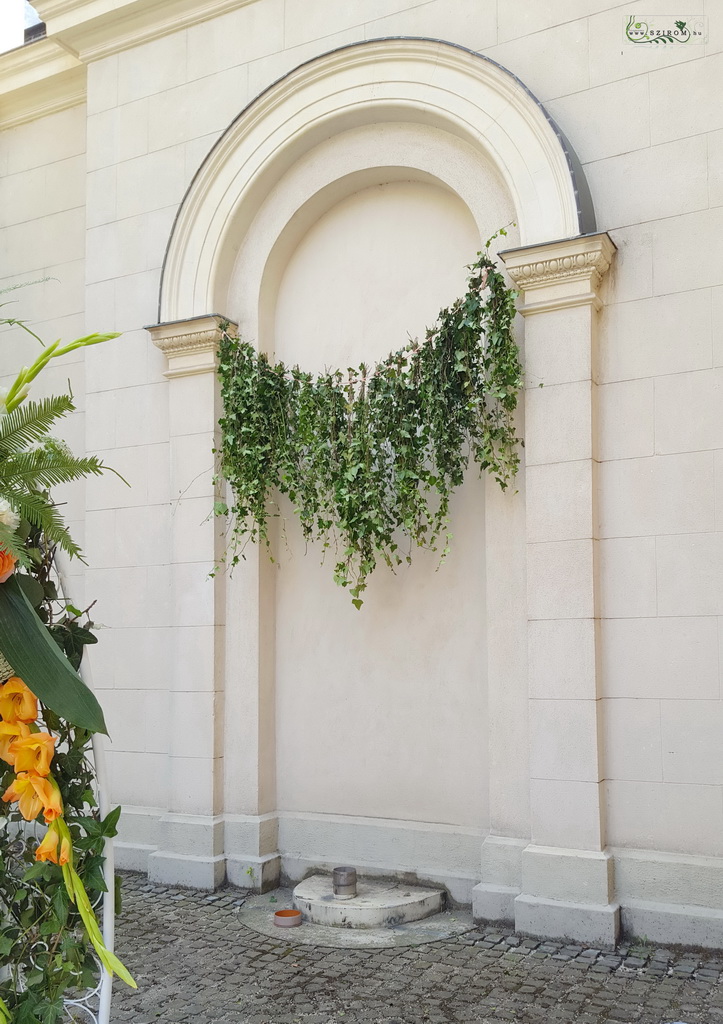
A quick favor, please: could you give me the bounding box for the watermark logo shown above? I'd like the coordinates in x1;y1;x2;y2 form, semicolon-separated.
624;15;707;44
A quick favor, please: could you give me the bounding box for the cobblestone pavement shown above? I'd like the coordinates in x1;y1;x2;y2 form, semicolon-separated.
111;872;723;1024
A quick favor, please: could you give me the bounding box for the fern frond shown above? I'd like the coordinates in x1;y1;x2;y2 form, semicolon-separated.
0;396;75;454
0;521;29;565
0;488;82;559
1;448;108;491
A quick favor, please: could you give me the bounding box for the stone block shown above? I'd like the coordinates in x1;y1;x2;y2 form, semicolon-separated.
530;780;603;850
621;899;723;949
547;76;650;163
365;0;497;53
529;619;597;700
526;461;593;543
606;780;723;857
521;846;614;905
660;700;723;785
524;305;593;387
598;538;657;618
603;698;663;782
514;893;620;947
655;368;723;455
117;28;188;105
656;534;723;616
472;882;518;924
598;452;715;538
527;540;595;620
525;382;592;466
186;0;284;81
653;206;723;294
597;379;654;461
586;135;707;229
601;616;719;698
483;18;588;101
649;51;723;144
226;853;281;893
148;850;226;890
529;699;601;783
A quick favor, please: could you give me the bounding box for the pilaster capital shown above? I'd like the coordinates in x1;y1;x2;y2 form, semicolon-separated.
500;233;616;315
146;314;237;379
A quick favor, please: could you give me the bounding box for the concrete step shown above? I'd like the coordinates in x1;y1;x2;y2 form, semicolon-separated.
293;874;444;928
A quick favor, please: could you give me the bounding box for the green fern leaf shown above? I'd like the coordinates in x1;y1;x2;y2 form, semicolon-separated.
1;449;108;490
0;488;82;559
0;395;74;454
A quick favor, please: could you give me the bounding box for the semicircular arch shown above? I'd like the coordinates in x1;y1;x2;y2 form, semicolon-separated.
158;36;595;324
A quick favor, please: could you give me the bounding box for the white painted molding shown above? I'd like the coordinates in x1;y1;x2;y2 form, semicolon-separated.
160;37;586;322
146;314;237;378
0;39;85;130
500;233;616;314
32;0;262;61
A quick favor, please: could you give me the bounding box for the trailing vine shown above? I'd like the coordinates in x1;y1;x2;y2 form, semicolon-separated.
216;231;522;607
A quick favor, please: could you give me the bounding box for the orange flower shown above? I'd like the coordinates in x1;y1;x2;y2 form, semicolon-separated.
0;720;29;765
0;677;37;724
59;832;72;865
10;731;56;776
35;823;60;862
35;821;71;865
2;772;63;822
0;548;16;584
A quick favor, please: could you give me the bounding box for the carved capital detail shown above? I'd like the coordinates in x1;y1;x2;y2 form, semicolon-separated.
500;233;616;315
146;314;237;378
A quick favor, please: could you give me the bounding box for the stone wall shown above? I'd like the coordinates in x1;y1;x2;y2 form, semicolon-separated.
0;0;721;945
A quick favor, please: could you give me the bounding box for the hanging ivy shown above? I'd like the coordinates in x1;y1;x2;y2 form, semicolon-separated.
215;230;523;607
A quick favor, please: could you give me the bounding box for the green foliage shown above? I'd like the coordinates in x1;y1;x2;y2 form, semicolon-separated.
0;534;120;1022
0;577;107;734
0;397;120;565
216;237;522;605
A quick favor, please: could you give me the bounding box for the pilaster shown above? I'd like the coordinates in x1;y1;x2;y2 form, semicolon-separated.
474;233;619;944
145;314;230;888
145;313;280;891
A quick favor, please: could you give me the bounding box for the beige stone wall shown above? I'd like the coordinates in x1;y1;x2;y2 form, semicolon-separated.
1;0;722;938
0;104;88;599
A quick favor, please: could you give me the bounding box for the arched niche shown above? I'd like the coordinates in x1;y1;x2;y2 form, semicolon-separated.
148;37;617;938
158;36;595;324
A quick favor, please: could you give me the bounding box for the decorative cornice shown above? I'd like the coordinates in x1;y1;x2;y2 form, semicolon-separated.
33;0;261;62
146;314;237;379
505;249;612;290
500;233;616;315
0;39;85;130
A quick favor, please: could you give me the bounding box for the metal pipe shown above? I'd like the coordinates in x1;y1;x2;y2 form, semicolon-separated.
332;866;357;900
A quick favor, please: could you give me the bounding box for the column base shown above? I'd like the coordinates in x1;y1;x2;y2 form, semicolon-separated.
472;882;518;924
148;850;226;889
514;893;620;946
226;853;281;893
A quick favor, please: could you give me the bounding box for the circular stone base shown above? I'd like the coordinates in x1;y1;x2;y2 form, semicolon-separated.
237;887;472;948
294;874;444;929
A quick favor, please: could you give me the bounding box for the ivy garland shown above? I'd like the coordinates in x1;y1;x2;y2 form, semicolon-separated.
216;231;522;607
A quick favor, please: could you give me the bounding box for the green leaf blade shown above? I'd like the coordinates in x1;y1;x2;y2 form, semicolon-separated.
0;576;107;733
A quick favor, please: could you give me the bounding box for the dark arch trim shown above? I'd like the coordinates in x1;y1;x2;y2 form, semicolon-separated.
158;35;597;322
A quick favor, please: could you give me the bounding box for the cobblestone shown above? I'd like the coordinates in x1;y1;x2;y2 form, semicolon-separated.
111;873;723;1023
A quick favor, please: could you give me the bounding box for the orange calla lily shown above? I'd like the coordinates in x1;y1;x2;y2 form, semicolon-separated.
0;677;37;724
10;731;56;776
0;720;29;765
2;771;63;822
0;549;16;585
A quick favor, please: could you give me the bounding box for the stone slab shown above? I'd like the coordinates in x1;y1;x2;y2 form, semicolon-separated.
238;886;472;948
293;873;443;929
